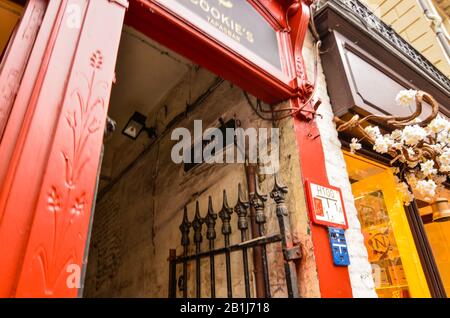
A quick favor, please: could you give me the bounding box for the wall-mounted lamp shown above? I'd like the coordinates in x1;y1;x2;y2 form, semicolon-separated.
432;198;450;223
122;111;157;140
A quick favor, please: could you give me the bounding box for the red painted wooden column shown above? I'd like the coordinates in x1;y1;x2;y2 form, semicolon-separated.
287;0;353;297
0;0;127;297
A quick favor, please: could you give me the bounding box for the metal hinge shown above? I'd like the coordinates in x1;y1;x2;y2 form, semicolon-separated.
284;244;302;261
109;0;129;9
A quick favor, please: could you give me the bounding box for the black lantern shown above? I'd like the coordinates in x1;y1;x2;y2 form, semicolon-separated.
122;111;156;140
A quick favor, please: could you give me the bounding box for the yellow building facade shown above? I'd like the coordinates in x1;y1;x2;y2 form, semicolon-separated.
359;0;450;296
362;0;450;77
316;0;450;298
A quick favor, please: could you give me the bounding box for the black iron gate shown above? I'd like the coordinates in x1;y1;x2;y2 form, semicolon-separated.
168;175;302;298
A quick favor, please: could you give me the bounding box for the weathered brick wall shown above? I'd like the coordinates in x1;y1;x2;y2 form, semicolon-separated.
302;32;378;298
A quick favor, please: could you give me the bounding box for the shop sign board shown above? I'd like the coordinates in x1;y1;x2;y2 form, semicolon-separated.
155;0;284;79
305;180;348;229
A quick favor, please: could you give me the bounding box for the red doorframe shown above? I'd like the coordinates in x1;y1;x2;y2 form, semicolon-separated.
0;0;352;297
0;0;127;297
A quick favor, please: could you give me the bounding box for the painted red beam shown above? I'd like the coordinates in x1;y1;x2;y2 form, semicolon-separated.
286;0;353;297
125;0;300;104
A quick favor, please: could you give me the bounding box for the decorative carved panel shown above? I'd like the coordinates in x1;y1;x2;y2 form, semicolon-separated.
0;0;127;297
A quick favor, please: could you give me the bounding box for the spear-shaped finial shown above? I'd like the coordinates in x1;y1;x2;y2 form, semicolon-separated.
205;196;217;241
235;183;250;231
219;190;233;235
270;174;288;204
179;206;191;247
250;175;268;226
192;201;203;244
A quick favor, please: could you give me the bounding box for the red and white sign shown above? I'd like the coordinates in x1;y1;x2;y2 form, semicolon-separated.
305;180;348;229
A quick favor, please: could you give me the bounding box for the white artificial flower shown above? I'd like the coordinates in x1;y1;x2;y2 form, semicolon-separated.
405;173;418;187
392;142;403;150
396;181;414;206
438;150;450;172
436;129;450;144
373;136;389;154
390;129;403;141
440;165;450;173
415;179;437;199
401;125;427;146
364;126;381;140
441;149;450;163
395;89;417;107
420;160;437;176
383;135;395;148
350;138;362;154
430;143;444;154
407;147;416;157
428;116;450;134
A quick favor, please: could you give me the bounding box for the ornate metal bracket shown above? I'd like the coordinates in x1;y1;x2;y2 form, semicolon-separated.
335;90;445;169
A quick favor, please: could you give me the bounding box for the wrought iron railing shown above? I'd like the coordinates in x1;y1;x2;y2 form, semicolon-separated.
168;175;302;298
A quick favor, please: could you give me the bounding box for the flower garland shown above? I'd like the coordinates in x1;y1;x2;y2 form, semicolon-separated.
335;90;449;205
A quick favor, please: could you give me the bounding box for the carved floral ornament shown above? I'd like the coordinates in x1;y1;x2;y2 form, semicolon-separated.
335;90;450;205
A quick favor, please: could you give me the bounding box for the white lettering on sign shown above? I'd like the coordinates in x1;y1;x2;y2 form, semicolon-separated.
155;0;285;79
189;0;255;44
307;182;347;228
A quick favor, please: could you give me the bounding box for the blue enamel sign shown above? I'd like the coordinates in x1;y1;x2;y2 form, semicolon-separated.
328;227;350;266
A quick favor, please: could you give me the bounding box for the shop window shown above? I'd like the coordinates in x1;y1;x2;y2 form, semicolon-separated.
418;188;450;296
344;152;431;298
0;0;24;57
